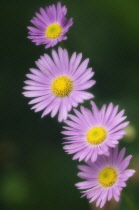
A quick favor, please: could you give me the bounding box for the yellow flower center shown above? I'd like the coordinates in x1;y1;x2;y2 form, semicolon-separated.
86;127;107;145
51;76;73;97
98;167;118;187
45;23;63;39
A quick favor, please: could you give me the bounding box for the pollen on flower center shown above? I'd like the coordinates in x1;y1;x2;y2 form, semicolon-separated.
98;167;118;187
86;126;107;145
51;76;73;97
45;23;63;39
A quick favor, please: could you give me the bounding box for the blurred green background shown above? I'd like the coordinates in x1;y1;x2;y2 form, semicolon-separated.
1;0;139;209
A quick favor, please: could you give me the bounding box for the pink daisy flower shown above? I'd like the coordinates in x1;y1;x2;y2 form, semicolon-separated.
27;2;73;48
23;47;95;122
76;147;135;208
62;102;129;162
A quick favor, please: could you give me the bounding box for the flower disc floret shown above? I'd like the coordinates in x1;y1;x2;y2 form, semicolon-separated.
51;76;73;97
98;167;118;187
45;23;63;39
87;127;107;145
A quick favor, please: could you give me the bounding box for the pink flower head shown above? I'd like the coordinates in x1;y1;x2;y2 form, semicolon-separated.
23;48;95;122
76;147;135;208
27;2;73;48
62;102;129;162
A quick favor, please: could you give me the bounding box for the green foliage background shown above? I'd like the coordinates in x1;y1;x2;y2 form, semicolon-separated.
0;0;139;209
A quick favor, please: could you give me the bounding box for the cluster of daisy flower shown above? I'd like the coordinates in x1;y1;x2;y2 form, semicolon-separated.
23;2;135;208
